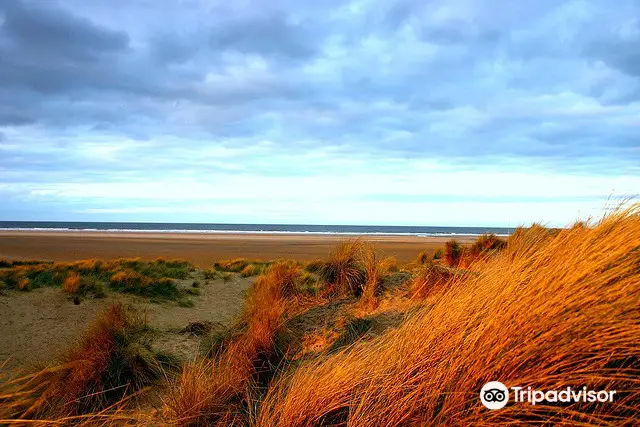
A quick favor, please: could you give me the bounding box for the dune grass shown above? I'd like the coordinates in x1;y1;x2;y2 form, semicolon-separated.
0;257;193;301
163;261;310;425
256;207;640;426
410;263;457;299
318;239;371;298
443;239;463;267
0;303;176;422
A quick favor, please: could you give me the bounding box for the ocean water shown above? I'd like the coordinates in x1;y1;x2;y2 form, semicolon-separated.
0;221;515;237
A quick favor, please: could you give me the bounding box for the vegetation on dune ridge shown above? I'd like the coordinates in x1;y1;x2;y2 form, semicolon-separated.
2;208;639;426
0;303;176;422
256;207;640;426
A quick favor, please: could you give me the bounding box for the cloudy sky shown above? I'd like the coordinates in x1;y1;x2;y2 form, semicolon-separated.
1;0;638;227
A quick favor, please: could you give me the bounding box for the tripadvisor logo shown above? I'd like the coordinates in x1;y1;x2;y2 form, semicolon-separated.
480;381;509;409
480;381;616;410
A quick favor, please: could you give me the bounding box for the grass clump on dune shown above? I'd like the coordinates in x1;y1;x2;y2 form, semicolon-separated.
318;239;368;297
164;261;306;425
255;206;640;426
214;258;250;272
318;240;395;305
0;303;175;421
443;239;463;267
304;259;326;274
459;233;507;268
240;263;265;277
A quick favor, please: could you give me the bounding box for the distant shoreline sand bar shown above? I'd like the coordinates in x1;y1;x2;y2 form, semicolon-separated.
0;231;478;265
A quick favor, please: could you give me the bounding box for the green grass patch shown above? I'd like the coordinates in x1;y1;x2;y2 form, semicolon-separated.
109;270;184;300
0;258;195;301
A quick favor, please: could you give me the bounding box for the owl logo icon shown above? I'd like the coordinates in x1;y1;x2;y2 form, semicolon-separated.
480;381;509;409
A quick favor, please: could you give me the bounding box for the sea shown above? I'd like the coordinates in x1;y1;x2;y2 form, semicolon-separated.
0;222;515;237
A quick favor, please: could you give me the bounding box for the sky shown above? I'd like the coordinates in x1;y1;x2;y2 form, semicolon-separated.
0;0;638;227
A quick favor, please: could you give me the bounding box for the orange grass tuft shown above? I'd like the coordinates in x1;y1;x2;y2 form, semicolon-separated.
319;239;367;297
110;269;150;288
163;261;304;425
443;239;463;267
63;271;81;294
358;243;385;310
256;206;640;426
459;234;508;268
0;303;166;421
162;347;252;426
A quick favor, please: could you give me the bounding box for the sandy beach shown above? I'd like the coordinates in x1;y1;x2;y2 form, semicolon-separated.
0;231;476;265
0;230;472;373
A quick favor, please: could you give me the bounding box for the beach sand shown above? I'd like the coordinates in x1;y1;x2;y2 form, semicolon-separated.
0;231;475;373
0;231;476;266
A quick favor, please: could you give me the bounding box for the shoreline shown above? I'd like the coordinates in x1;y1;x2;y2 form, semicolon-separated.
0;230;477;265
0;229;507;237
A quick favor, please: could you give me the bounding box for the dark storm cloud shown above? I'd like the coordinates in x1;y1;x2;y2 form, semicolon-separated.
0;0;128;60
0;0;130;95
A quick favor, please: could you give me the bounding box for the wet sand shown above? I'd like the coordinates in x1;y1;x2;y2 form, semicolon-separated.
0;231;476;266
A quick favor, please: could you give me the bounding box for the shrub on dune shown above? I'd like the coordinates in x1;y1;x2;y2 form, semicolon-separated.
250;261;301;301
110;270;150;289
256;206;640;426
240;264;262;277
214;258;250;273
0;268;30;290
70;258;104;274
459;234;507;268
469;233;506;254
